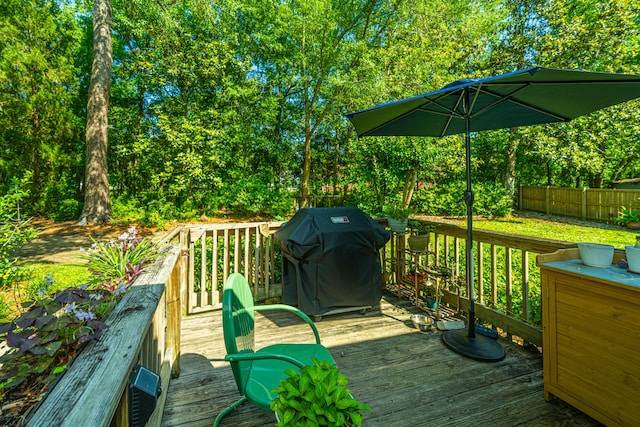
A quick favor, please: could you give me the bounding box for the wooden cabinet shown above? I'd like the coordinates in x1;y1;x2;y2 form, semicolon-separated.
537;249;640;427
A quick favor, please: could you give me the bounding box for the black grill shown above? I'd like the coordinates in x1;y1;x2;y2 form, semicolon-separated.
275;207;389;317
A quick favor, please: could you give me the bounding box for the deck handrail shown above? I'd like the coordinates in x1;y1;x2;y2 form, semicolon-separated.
26;244;181;427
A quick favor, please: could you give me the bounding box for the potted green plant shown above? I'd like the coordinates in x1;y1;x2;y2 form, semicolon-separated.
616;206;640;229
424;280;441;310
407;220;435;252
384;204;414;234
270;358;371;427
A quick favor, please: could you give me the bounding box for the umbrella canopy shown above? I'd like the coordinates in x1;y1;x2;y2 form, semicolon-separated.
346;67;640;361
346;67;640;137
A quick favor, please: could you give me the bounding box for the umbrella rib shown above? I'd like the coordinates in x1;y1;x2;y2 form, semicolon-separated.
471;85;572;122
413;91;466;137
439;91;464;137
362;91;462;136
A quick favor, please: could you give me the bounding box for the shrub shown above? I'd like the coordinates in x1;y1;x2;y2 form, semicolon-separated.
223;177;295;218
52;199;82;221
1;176;37;290
111;195;146;223
412;181;512;217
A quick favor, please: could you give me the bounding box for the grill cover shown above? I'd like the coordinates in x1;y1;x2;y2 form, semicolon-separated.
275;207;390;316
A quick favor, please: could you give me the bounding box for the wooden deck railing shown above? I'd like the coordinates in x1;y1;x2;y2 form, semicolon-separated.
385;221;577;345
178;218;578;347
27;243;182;427
181;222;285;314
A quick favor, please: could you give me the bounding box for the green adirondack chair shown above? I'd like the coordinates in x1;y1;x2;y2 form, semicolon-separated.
214;273;336;426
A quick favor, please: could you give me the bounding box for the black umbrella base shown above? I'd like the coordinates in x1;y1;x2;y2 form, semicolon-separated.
441;329;506;362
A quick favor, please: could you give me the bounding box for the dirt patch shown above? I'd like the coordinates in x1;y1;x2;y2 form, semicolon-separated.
12;215;269;265
12;218;167;265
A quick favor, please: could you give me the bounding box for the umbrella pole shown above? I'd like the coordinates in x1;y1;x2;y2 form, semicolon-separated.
441;88;505;362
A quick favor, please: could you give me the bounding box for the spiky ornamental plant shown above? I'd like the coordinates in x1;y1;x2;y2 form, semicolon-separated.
79;226;159;289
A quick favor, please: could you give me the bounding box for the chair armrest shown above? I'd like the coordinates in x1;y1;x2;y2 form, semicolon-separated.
225;351;307;369
249;304;321;344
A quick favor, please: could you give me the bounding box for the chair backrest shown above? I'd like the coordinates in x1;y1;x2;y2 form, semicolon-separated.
222;273;256;393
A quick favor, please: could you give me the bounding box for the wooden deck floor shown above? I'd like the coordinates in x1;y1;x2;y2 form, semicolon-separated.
160;294;602;427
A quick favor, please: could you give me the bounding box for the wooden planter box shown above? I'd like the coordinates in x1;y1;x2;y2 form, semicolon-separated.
25;245;181;427
537;248;640;427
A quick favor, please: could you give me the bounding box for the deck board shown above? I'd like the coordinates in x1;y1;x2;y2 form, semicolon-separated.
161;294;602;427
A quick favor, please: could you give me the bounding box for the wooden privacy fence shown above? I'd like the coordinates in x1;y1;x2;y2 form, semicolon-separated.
520;185;640;222
180;218;581;347
27;243;182;427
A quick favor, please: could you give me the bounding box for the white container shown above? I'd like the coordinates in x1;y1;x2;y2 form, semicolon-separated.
577;242;614;268
625;245;640;273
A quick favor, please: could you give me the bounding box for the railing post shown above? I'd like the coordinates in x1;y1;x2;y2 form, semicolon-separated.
180;228;189;316
168;259;181;377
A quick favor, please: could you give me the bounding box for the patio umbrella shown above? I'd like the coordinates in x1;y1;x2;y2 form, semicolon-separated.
345;66;640;361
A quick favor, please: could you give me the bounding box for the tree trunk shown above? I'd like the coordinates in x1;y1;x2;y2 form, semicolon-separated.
80;0;113;224
593;172;603;188
504;143;516;199
301;133;311;208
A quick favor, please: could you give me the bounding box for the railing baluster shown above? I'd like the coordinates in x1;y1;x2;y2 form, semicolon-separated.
477;241;484;304
234;228;241;273
200;234;207;307
522;250;530;321
265;233;272;298
491;244;497;307
188;234;195;312
244;227;252;292
253;226;260;293
454;237;460;278
223;228;230;284
506;247;513;315
212;229;219;305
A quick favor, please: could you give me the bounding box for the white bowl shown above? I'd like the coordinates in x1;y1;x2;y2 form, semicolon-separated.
625;246;640;273
577;242;614;268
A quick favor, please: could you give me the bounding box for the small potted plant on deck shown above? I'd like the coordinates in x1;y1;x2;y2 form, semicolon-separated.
384;203;414;234
616;206;640;229
271;358;371;427
407;220;435;252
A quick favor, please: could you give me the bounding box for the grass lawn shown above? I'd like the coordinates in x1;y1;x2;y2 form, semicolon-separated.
431;211;637;250
0;263;90;321
26;263;91;289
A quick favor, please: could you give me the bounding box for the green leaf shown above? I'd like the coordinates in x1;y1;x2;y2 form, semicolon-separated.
350;411;365;426
284;382;301;397
282;408;295;424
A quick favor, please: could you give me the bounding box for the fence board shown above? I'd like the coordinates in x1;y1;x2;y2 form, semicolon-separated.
520;185;640;222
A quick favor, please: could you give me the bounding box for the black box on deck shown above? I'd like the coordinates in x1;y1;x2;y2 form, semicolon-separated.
275;207;390;317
